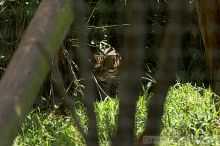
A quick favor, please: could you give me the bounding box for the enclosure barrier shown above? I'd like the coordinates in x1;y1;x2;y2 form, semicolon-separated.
0;0;220;146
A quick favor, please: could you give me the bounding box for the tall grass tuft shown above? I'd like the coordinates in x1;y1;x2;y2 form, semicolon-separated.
161;82;220;145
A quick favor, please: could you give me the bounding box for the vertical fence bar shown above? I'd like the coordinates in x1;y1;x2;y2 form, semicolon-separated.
73;0;99;145
112;0;147;145
138;1;190;145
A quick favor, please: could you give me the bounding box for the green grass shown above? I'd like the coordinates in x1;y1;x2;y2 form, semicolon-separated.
161;82;220;145
13;82;220;145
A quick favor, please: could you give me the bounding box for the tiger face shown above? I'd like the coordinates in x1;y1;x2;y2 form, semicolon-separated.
94;54;105;70
92;42;122;97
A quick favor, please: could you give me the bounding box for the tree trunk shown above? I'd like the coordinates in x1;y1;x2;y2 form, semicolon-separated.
196;0;220;95
0;0;73;145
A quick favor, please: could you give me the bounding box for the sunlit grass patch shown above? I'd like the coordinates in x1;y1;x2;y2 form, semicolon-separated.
161;82;220;145
14;82;220;145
